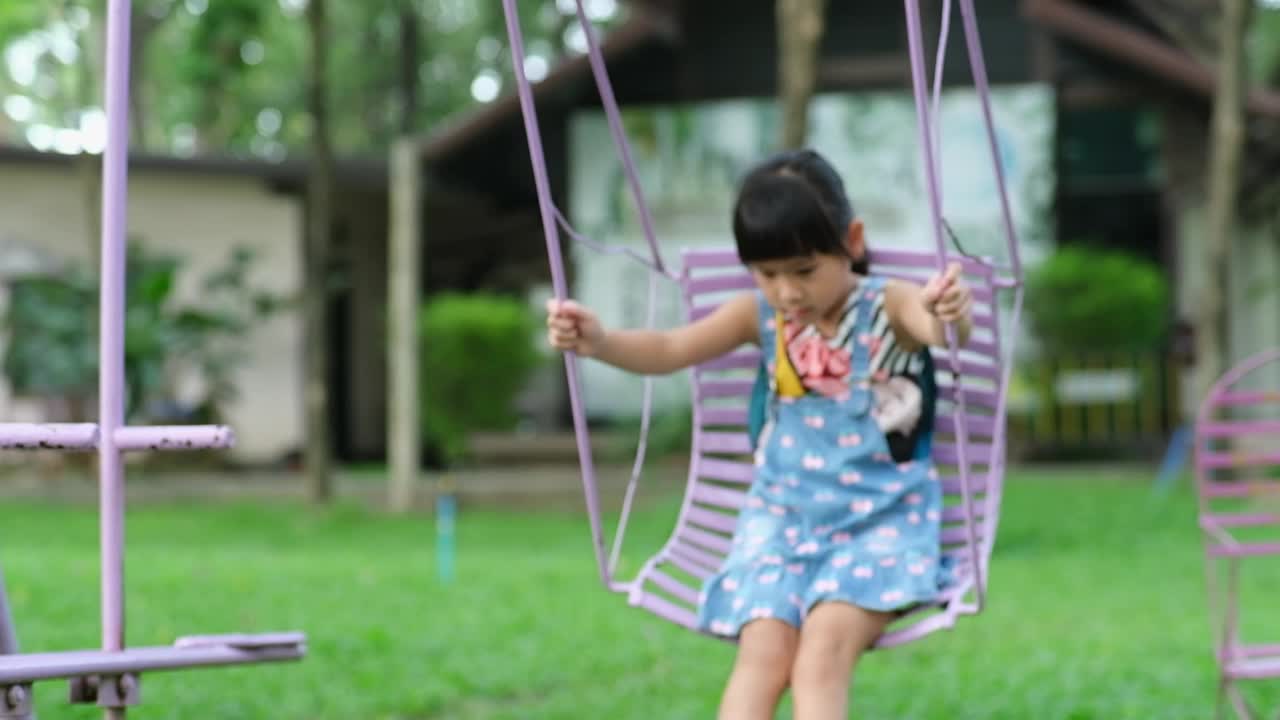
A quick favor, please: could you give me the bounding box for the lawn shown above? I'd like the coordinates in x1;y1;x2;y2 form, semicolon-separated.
0;466;1276;719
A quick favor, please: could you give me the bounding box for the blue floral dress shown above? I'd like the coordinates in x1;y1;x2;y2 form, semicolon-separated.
697;276;952;637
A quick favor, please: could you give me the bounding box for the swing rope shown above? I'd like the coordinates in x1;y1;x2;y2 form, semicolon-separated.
502;0;1024;608
903;0;982;609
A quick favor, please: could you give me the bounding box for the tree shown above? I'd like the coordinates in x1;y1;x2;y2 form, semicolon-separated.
304;0;335;503
1197;0;1255;398
776;0;827;149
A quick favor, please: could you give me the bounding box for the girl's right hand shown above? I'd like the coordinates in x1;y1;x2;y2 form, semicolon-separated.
545;298;606;357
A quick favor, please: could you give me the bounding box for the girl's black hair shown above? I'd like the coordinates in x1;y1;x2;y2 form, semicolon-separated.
731;149;869;274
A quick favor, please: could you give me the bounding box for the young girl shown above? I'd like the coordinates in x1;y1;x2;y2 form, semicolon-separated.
546;149;973;720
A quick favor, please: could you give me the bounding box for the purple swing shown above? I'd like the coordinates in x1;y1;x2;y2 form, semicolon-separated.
503;0;1024;649
1194;348;1280;719
0;3;304;719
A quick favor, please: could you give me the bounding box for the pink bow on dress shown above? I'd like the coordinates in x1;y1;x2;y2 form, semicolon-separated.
784;325;852;397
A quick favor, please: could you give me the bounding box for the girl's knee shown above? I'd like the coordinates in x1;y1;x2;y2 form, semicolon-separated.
735;619;798;686
791;633;862;688
791;603;890;685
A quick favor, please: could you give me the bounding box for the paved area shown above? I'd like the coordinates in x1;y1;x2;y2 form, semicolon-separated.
0;456;692;513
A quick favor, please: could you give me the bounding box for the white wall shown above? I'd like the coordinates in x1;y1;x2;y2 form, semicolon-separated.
566;85;1058;421
1175;204;1280;420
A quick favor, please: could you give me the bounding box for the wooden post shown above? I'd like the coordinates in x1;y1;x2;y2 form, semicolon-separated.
388;138;422;513
304;0;334;503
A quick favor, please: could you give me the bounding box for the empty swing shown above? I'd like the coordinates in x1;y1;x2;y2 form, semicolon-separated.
503;0;1024;649
1193;348;1280;720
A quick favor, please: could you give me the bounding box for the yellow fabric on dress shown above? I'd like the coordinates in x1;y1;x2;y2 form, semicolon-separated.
773;309;806;399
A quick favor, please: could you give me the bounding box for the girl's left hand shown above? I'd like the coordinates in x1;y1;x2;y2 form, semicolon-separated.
921;262;972;324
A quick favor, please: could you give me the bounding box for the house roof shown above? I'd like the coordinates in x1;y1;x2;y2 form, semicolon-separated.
0;144;387;191
415;0;1280;173
1025;0;1280;213
1023;0;1280;118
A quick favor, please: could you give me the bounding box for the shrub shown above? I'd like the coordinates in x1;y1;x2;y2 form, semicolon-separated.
1025;245;1169;354
419;293;543;466
1;241;283;424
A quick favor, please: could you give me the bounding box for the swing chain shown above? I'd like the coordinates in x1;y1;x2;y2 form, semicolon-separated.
69;672;140;708
942;219;981;263
0;683;31;718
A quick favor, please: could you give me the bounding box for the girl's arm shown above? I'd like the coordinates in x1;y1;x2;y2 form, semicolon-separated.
884;262;973;351
546;291;759;375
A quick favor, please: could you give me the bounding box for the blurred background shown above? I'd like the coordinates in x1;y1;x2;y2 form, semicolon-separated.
0;1;1277;718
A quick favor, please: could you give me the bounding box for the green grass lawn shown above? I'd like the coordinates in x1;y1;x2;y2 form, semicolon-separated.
0;467;1277;719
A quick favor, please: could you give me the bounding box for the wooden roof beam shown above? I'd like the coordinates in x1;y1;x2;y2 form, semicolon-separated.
1023;0;1280;117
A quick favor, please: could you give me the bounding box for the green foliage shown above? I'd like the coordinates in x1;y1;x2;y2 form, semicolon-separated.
419;292;543;466
1251;5;1280;84
1;241;285;423
2;0;627;155
2;271;97;402
0;3;46;43
1025;245;1170;354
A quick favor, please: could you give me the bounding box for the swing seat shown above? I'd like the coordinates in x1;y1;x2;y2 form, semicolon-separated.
500;0;1025;652
1193;348;1280;719
619;246;1014;649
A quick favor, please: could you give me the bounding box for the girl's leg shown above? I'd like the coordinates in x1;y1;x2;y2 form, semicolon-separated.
718;619;799;720
789;602;893;720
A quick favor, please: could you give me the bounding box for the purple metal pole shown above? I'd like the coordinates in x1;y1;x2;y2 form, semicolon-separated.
0;424;99;450
113;425;234;451
0;571;17;658
0;4;304;707
0;568;34;720
100;1;131;717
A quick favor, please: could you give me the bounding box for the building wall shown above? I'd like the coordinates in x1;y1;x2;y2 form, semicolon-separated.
0;160;303;462
1173;203;1280;419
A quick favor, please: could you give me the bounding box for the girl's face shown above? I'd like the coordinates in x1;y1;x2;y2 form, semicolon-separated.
747;220;865;328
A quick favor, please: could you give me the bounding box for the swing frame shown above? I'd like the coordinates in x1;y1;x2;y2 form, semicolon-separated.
0;3;305;718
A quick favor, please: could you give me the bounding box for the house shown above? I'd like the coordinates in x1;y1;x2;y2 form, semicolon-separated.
0;145;384;464
387;0;1280;459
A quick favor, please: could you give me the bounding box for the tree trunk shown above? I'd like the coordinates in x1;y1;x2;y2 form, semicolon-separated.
776;0;827;149
78;0;103;263
127;9;161;149
399;1;419;133
304;0;334;503
1196;0;1253;399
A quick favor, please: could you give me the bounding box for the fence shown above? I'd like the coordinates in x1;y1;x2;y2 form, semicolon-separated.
1009;351;1181;460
